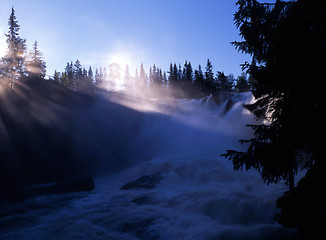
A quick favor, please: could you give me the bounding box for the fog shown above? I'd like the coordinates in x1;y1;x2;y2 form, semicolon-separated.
1;88;298;239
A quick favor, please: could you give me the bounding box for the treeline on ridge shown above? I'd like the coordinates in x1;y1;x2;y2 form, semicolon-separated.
0;8;250;99
51;59;250;97
0;7;250;188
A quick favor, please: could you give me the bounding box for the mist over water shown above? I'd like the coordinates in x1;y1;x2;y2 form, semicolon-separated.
0;92;298;240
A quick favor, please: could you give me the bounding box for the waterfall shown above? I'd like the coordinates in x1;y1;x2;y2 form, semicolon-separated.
0;92;298;240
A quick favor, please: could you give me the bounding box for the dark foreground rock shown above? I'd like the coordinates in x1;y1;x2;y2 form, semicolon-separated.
0;177;95;204
276;165;326;239
121;172;163;190
224;98;235;114
120;218;159;239
132;195;158;205
50;177;95;194
0;186;26;203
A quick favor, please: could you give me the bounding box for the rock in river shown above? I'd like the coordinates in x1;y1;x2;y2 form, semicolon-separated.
120;172;163;190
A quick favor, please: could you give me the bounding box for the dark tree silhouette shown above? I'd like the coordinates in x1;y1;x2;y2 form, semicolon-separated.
88;66;94;84
1;7;26;89
223;0;324;189
194;64;204;91
204;59;215;94
235;73;250;92
168;63;178;88
64;62;74;89
216;71;233;92
222;0;326;236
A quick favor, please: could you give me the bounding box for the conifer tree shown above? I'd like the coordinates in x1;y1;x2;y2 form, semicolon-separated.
61;71;69;87
168;63;175;88
124;64;131;89
99;67;104;85
204;59;216;94
77;66;93;93
163;71;167;88
149;64;164;89
235;73;250;92
103;66;108;81
82;68;87;79
216;71;233;92
158;68;163;86
108;63;121;90
74;59;82;75
74;59;82;91
88;66;94;84
64;62;74;89
2;7;27;89
194;64;204;91
149;65;155;88
184;61;193;83
139;63;147;89
26;41;46;79
94;68;101;87
134;68;139;88
53;70;61;84
177;64;182;82
149;66;153;86
179;60;193;93
181;61;187;82
168;63;180;89
222;0;326;191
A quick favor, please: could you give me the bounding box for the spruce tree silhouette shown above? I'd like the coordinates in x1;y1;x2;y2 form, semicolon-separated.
222;0;326;237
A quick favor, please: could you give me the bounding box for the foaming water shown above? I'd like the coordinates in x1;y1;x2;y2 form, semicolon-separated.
0;92;298;240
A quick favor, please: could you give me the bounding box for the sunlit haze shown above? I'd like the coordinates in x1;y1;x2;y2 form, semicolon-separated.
0;0;251;78
1;1;316;239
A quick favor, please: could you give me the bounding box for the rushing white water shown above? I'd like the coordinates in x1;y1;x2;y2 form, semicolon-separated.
0;92;298;240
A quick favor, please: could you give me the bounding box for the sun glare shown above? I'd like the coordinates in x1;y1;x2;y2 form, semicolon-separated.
104;48;140;90
109;52;131;70
109;53;128;88
0;30;7;58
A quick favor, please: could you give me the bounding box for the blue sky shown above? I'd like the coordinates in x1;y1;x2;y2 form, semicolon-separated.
0;0;253;77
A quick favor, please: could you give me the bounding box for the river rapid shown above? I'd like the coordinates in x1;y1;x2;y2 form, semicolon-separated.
0;93;298;240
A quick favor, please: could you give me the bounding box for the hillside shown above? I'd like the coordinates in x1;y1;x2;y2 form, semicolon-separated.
0;78;146;187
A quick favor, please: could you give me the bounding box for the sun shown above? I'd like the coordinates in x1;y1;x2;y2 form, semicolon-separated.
102;42;149;90
106;41;147;73
101;51;129;90
109;52;132;70
105;48;139;89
